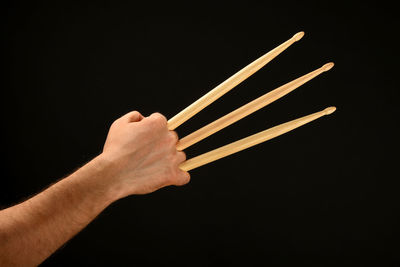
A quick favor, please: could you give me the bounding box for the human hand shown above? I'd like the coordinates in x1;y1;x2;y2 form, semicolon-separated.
100;111;190;199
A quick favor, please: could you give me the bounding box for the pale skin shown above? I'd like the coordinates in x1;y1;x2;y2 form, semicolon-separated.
0;111;190;267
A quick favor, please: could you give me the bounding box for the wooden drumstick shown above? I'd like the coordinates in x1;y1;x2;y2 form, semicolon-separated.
167;32;305;130
176;63;334;150
179;107;336;171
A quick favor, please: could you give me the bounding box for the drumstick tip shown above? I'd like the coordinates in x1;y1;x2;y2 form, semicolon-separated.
322;62;335;71
293;31;305;41
324;106;336;115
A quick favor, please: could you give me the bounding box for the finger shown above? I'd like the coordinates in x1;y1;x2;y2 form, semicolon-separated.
175;170;191;186
147;112;168;128
149;112;167;123
176;151;186;163
122;111;144;123
169;131;179;144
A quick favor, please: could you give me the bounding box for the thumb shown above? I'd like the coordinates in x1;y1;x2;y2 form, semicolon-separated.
122;111;144;123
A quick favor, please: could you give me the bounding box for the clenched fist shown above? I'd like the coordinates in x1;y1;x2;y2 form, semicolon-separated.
101;111;190;198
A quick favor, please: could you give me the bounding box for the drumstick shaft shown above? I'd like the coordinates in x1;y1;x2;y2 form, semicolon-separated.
176;63;334;150
179;107;336;171
167;32;305;130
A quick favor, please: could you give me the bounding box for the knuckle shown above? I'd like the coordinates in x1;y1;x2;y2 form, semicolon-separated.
178;172;191;186
169;131;178;143
125;111;143;123
184;173;191;184
168;137;178;148
129;110;140;117
146;113;167;130
178;151;186;162
150;112;167;124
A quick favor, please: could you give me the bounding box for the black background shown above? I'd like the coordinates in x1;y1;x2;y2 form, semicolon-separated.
1;1;399;266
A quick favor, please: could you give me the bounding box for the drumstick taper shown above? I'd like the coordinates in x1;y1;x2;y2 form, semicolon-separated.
167;32;305;130
176;62;334;150
179;107;336;171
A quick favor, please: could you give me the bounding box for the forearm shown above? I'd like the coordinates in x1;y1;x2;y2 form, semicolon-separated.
0;111;189;266
0;155;118;267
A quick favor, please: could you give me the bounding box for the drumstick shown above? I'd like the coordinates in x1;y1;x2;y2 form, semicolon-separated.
167;31;305;130
176;62;334;150
179;107;336;171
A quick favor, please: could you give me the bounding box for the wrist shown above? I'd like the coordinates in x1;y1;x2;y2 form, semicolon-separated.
93;153;136;201
67;155;124;205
